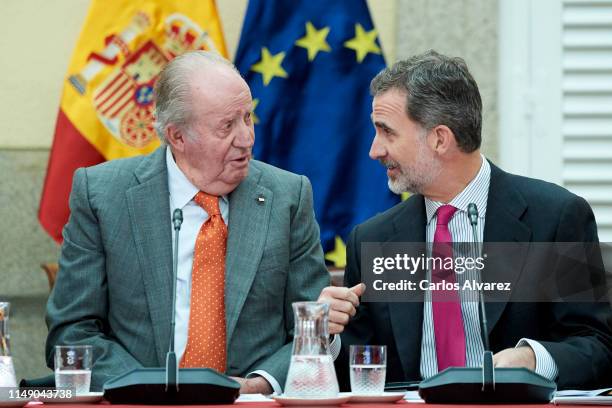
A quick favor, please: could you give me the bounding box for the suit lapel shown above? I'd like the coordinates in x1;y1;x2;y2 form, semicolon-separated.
126;147;173;365
386;197;427;379
225;163;272;343
387;164;534;374
482;163;532;334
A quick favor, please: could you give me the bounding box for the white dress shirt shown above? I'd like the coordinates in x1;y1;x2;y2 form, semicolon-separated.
165;147;282;393
419;155;559;381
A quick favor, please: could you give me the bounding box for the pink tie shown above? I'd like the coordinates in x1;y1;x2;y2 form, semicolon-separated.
432;205;466;372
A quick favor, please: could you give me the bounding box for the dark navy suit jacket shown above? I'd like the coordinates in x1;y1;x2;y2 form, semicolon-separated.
338;162;612;390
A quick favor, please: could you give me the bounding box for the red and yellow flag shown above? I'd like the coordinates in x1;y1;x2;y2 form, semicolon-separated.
40;0;227;243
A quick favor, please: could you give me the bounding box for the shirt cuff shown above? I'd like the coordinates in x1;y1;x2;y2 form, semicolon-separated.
246;370;282;395
516;338;559;380
330;334;341;361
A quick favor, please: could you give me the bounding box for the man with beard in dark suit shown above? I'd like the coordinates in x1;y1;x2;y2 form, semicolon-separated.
318;50;611;390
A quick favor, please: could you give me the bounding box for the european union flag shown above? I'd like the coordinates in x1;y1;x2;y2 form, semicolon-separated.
235;0;399;264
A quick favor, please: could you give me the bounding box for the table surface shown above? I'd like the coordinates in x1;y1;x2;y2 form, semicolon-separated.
24;402;597;408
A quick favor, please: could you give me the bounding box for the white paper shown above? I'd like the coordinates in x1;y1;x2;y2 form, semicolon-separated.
404;390;425;403
553;396;612;406
555;388;612;397
235;393;275;403
553;388;612;406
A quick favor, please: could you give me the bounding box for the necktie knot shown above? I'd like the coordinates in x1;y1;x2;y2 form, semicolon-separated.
436;204;457;226
194;191;221;217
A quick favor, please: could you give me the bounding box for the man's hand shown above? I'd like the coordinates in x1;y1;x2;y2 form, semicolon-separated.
317;283;366;334
493;346;536;371
230;376;273;394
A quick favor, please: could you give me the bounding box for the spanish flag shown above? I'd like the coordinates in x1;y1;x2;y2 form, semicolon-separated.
39;0;227;242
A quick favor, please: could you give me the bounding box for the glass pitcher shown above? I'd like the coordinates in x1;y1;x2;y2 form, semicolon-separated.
284;302;339;398
0;302;17;387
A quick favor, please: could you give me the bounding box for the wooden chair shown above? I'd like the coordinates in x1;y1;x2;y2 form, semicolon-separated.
41;263;59;290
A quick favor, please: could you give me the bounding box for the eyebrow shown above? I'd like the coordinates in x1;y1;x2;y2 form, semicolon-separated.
373;120;392;131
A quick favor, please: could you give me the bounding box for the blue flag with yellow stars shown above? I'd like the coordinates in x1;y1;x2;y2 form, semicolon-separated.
234;0;400;267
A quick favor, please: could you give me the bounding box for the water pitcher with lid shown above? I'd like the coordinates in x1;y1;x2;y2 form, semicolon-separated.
284;302;339;398
0;302;17;387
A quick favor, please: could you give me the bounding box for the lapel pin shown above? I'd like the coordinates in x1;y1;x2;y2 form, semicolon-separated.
256;194;265;205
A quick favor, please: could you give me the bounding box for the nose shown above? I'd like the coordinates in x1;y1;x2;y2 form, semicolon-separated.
234;121;254;149
369;133;386;160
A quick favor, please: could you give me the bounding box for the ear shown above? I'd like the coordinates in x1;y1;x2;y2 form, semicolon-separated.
165;124;187;153
429;125;456;155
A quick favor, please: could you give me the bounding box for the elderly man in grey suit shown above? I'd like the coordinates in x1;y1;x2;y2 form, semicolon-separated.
46;51;330;394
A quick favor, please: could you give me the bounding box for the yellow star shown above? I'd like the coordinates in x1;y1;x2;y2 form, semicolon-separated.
250;47;288;86
325;235;347;268
252;98;260;124
295;22;331;61
343;23;381;63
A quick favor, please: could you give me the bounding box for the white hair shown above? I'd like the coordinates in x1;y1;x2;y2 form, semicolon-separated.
153;50;240;143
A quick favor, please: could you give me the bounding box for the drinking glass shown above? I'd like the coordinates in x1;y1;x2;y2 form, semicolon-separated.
54;345;92;395
349;345;387;395
0;302;17;387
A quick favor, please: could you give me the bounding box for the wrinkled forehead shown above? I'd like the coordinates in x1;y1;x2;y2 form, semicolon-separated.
372;88;408;119
191;63;249;92
189;65;252;112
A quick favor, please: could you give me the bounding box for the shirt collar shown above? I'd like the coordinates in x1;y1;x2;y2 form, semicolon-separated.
425;155;490;223
166;146;228;209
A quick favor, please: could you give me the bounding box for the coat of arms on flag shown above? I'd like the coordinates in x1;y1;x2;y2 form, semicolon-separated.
40;1;227;242
68;9;226;153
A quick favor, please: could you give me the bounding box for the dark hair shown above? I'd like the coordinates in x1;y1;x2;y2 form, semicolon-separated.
370;50;482;152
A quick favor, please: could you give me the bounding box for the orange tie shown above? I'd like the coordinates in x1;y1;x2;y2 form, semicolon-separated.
180;191;227;371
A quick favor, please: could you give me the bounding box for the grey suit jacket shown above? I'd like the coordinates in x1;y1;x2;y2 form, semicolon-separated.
46;147;330;390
